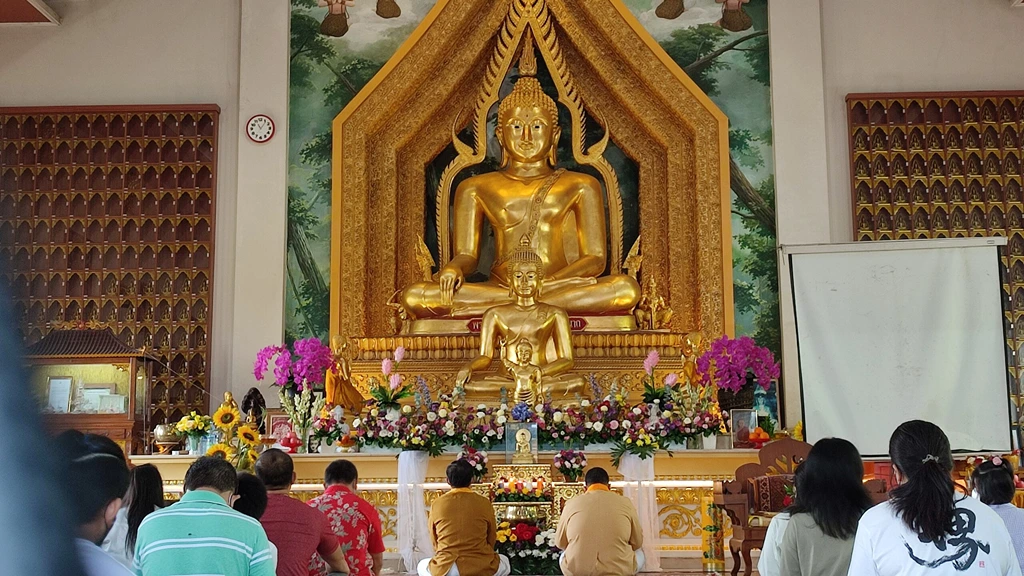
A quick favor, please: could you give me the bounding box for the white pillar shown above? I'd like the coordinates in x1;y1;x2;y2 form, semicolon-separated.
227;0;290;405
769;0;831;427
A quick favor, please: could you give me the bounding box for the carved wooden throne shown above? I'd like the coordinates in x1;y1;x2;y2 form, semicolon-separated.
715;439;810;576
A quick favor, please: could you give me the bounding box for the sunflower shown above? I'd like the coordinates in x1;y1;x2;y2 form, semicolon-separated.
213;405;241;431
206;442;236;460
237;424;261;447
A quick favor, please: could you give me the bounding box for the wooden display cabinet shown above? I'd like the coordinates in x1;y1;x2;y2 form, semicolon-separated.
27;326;155;454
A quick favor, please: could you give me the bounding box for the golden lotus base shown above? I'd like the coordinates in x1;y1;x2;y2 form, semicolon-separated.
348;330;697;400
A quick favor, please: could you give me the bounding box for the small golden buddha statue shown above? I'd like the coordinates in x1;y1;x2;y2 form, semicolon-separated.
513;428;534;464
455;237;584;398
399;51;639;320
503;340;542;406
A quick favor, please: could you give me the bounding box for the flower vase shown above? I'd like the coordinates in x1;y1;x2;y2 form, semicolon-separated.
703;435;717;450
561;472;581;483
295;426;310;454
186;435;201;454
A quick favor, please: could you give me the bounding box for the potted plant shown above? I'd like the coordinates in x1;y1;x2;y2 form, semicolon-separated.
697;335;779;412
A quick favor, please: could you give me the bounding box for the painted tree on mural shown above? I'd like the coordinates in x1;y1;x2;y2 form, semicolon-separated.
288;0;385;340
661;24;780;357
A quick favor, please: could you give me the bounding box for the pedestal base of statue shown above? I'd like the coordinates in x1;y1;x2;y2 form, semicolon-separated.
348;330;695;403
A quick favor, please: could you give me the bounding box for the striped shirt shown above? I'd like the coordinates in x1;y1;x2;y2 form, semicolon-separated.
990;503;1024;572
133;489;274;576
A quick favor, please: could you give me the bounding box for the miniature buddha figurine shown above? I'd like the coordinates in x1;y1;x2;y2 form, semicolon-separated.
513;428;534;464
503;340;543;405
399;60;640;320
455;237;584;398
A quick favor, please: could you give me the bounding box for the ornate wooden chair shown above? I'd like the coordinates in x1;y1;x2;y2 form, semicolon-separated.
714;438;811;576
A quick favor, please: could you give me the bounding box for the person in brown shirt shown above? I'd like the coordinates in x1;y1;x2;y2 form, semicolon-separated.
418;460;510;576
555;467;644;576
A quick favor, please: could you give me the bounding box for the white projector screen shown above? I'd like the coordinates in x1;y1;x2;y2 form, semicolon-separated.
787;239;1011;456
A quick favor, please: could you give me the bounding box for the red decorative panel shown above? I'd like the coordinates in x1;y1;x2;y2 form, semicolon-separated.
0;105;218;426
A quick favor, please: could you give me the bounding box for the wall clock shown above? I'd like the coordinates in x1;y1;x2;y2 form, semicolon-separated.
245;114;275;143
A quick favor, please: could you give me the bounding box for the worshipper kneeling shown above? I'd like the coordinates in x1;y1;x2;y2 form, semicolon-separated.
849;420;1021;576
554;467;644;576
133;456;275;576
308;460;386;576
419;460;511;576
254;449;350;576
972;456;1024;571
233;472;277;572
102;463;165;570
59;431;133;576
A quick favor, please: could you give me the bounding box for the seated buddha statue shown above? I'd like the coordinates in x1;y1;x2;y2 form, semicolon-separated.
455;237;584;399
400;66;640;321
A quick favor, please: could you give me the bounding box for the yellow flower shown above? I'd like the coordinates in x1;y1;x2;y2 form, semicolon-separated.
206;442;236;460
626;437;632;444
498;534;507;543
510;535;517;542
499;521;510;528
237;424;260;446
213;405;241;431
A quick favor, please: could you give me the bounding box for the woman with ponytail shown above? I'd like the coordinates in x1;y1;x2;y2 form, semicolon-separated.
101;464;165;569
972;457;1024;570
848;420;1020;575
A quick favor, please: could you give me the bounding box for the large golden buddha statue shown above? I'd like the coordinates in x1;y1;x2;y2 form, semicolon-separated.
399;54;640;321
455;236;584;399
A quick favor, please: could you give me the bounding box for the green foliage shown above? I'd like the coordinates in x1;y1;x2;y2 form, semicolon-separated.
730;128;764;171
297;279;330;339
659;24;729;96
735;176;780;358
744;35;770;87
288;186;319;239
290;7;335;90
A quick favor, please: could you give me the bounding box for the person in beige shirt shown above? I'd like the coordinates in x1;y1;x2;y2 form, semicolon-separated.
555;467;645;576
418;460;510;576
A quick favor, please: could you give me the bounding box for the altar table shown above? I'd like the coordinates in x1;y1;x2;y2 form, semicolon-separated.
132;449;758;555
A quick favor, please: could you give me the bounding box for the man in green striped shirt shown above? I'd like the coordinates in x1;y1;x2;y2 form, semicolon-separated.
134;456;275;576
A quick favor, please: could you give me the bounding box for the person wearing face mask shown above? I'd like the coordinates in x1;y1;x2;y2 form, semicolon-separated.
59;432;132;576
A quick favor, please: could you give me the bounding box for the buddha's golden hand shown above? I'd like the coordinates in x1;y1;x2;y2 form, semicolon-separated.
438;265;465;306
456;366;473;387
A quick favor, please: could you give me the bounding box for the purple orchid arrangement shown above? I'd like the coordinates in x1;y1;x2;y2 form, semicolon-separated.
254;337;333;393
697;335;780;393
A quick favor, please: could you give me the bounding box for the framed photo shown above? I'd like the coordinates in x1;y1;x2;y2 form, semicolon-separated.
265;409;292;441
46;376;73;413
504;422;539;464
731;409;759;449
77;383;116;413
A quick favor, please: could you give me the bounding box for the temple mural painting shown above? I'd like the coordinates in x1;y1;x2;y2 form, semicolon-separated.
286;0;777;364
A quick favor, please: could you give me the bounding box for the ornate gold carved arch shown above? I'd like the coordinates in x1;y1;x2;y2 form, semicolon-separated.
330;0;733;341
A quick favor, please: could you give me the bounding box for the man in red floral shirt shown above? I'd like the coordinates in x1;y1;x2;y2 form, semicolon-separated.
308;460;385;576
